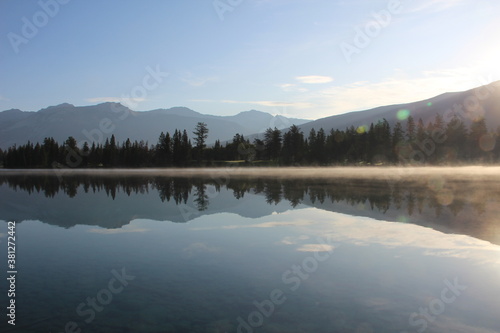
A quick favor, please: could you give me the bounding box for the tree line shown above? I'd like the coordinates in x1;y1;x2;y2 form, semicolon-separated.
2;115;500;168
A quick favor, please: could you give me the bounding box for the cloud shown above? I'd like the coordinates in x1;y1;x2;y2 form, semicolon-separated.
0;95;8;101
295;75;334;84
278;83;308;93
296;244;335;252
280;235;310;245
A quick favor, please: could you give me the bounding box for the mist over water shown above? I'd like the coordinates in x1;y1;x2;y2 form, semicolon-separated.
3;165;500;179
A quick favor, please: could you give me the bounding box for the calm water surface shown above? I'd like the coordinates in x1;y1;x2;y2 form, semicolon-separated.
1;168;500;333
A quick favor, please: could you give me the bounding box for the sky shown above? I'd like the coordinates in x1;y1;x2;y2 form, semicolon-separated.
1;0;500;120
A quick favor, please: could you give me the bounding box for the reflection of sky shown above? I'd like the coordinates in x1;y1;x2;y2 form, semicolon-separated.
3;207;500;332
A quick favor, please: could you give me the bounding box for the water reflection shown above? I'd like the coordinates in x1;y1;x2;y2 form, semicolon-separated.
1;170;500;332
1;172;500;245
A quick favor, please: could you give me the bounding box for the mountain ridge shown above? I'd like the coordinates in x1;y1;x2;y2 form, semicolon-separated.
2;81;500;149
0;103;309;149
298;82;500;135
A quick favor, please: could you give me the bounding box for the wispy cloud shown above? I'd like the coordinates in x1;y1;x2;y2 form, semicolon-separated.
296;244;335;252
280;235;310;245
278;83;308;93
295;75;334;84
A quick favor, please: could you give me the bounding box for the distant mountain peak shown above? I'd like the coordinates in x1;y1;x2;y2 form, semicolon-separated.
149;106;202;117
238;109;268;115
46;103;75;109
1;108;24;114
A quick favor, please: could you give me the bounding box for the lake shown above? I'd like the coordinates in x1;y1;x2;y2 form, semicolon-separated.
1;167;500;333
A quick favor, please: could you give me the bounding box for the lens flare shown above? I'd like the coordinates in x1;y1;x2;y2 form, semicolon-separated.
357;125;368;134
436;189;454;206
479;134;496;152
397;109;410;121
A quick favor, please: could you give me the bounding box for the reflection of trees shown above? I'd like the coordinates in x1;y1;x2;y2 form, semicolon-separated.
406;192;415;216
226;178;252;200
282;180;305;208
262;179;282;205
2;174;500;219
193;182;209;211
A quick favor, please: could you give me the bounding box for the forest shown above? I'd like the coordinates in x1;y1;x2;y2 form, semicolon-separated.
1;114;499;168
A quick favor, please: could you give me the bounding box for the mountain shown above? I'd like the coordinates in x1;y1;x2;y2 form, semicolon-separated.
2;81;500;150
0;103;308;149
298;81;500;134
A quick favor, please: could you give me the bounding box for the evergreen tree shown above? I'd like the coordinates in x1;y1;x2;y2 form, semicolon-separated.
264;127;282;161
282;125;305;165
406;116;416;143
193;122;209;162
392;122;405;163
416;118;426;143
468;118;488;160
445;115;468;162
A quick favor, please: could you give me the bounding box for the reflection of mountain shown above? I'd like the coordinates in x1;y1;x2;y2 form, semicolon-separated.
0;176;300;228
1;175;500;245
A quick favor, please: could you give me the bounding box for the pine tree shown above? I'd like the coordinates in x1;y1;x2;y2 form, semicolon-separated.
282;125;304;165
193;122;209;162
406;116;416;143
264;127;282;161
468;118;488;160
